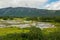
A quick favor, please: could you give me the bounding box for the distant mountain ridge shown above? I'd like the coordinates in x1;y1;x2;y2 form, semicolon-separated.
0;7;60;17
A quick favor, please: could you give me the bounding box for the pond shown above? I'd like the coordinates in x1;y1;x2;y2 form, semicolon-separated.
0;20;55;28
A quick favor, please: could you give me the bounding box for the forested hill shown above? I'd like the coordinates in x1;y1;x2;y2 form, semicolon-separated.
0;7;60;17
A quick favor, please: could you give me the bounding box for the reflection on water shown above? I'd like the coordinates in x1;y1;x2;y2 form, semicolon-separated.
0;20;55;28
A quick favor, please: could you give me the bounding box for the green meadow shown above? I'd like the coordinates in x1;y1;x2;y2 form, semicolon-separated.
0;27;60;40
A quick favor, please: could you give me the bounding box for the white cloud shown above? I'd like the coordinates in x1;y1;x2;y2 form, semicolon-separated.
45;1;60;10
0;0;48;8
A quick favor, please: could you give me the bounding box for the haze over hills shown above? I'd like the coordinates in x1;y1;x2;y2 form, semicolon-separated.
0;7;60;17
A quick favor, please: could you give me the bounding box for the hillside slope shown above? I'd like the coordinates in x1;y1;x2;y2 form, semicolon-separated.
0;7;60;17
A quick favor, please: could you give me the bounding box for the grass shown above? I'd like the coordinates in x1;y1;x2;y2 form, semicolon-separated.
0;27;30;36
0;26;60;40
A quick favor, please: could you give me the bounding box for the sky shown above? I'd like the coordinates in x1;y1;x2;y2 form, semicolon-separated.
0;0;60;10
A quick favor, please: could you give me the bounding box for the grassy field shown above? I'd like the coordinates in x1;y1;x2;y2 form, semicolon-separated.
0;27;30;36
0;27;30;40
0;27;60;40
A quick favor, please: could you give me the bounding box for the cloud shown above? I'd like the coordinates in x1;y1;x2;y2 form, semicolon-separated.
0;0;48;8
45;0;60;10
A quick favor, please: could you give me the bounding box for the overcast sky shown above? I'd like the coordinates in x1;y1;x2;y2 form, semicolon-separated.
0;0;60;10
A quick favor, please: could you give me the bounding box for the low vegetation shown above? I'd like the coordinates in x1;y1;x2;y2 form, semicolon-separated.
0;26;60;40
